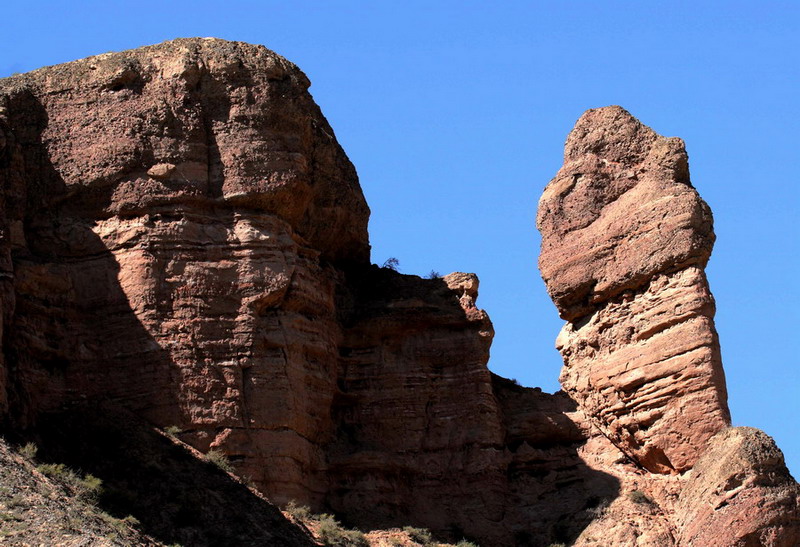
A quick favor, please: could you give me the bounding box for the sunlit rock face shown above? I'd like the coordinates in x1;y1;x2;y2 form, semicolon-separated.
538;106;730;474
675;427;800;546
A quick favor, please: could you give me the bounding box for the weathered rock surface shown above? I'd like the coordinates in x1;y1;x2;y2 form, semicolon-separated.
538;106;715;322
2;39;603;545
539;106;798;547
0;38;367;507
539;106;730;474
675;427;800;546
0;42;797;547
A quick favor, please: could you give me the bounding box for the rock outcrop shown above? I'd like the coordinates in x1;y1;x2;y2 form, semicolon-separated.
0;38;368;507
676;427;800;546
539;106;730;474
0;41;797;546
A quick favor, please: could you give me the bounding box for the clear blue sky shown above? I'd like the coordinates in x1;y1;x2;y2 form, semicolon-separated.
2;2;798;476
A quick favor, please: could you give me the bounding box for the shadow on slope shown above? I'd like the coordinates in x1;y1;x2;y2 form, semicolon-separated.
26;405;315;547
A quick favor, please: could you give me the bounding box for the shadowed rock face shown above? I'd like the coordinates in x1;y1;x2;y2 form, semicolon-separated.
1;42;797;546
539;106;730;474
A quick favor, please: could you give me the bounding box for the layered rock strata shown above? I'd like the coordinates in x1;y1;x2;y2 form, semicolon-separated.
538;106;730;473
538;106;799;545
1;41;797;546
0;38;369;506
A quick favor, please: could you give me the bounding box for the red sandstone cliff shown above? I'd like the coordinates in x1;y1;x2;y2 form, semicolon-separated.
0;40;797;546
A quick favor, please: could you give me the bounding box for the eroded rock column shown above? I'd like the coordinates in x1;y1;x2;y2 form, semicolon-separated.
538;106;730;473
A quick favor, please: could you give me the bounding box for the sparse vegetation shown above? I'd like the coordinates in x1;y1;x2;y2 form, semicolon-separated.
98;511;140;536
628;489;653;505
204;449;234;473
425;270;441;279
19;442;38;460
284;499;312;521
78;473;103;501
403;525;434;545
164;425;182;437
382;257;400;271
317;513;369;546
283;505;369;547
37;462;71;479
37;462;104;501
455;541;479;547
7;494;27;509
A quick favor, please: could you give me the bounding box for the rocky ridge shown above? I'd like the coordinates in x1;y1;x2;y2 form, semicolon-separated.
0;39;797;546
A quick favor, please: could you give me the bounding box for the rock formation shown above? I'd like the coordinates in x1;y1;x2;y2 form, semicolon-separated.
538;106;730;474
0;40;797;546
0;39;369;508
537;106;799;545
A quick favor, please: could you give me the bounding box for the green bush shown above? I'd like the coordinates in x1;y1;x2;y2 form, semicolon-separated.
403;525;434;545
628;489;653;505
204;449;233;473
164;425;182;437
284;500;311;522
38;462;80;487
99;511;134;534
317;513;368;546
19;442;38;460
122;514;141;527
455;541;479;547
78;473;103;501
38;463;104;501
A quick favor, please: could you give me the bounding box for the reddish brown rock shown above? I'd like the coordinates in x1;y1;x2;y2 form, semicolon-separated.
557;265;730;473
2;43;798;547
539;106;730;473
0;38;368;505
540;106;798;547
675;427;800;546
538;106;714;322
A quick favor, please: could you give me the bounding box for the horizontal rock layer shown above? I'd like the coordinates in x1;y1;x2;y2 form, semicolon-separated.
557;266;730;472
0;37;366;506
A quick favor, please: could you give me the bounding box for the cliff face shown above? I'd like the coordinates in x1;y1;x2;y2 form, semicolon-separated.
0;39;370;509
0;40;797;546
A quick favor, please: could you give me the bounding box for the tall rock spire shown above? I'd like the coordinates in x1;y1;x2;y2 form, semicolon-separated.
538;106;730;473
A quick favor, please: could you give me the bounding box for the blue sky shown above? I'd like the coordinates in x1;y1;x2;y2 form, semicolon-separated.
2;2;798;476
